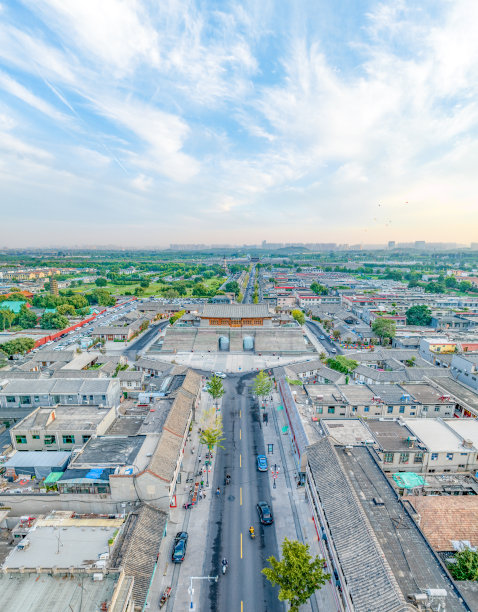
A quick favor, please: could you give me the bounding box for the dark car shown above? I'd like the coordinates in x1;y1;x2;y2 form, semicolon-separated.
171;531;188;563
257;455;268;472
257;501;273;525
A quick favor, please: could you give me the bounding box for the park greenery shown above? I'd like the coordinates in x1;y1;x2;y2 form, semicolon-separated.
0;337;35;356
262;538;330;612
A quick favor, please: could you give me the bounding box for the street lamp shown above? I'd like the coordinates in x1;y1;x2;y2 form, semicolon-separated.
270;464;280;489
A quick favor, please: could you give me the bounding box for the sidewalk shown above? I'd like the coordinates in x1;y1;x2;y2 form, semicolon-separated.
302;324;327;355
145;390;220;611
262;388;340;612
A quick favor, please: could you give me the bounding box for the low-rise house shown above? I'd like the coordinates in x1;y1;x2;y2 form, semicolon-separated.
10;404;116;451
451;354;478;391
118;370;145;394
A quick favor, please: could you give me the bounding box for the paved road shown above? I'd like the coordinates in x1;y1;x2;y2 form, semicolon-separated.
123;319;169;360
200;374;283;612
305;320;343;356
243;265;256;304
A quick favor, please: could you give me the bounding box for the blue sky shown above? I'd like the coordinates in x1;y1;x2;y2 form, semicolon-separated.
0;0;477;247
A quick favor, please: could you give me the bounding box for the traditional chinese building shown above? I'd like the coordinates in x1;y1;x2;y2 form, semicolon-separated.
200;304;272;327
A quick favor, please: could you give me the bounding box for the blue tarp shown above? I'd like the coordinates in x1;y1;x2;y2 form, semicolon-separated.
85;468;104;479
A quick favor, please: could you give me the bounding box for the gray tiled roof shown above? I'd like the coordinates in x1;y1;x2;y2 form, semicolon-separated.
308;438;406;612
201;303;271;318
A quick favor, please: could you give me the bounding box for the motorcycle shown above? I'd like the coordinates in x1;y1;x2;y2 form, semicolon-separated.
222;562;228;575
249;530;255;540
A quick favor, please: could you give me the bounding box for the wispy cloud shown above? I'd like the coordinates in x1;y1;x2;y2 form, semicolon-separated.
0;0;477;245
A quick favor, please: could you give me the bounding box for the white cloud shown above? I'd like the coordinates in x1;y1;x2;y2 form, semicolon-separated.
132;174;153;191
0;70;66;121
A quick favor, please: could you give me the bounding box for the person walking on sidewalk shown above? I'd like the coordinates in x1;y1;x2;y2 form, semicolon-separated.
216;487;221;496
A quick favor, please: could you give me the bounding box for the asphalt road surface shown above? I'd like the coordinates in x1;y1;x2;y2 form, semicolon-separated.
200;374;283;612
305;320;343;356
123;319;169;360
243;265;256;304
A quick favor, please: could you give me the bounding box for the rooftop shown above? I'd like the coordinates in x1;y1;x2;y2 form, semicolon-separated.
72;435;146;467
3;524;116;569
405;419;476;453
321;419;372;445
366;419;425;451
338;445;468;611
14;405;111;432
0;573;120;612
408;496;478;551
201;303;271;318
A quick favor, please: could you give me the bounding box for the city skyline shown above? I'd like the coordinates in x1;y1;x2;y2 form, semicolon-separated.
1;0;478;246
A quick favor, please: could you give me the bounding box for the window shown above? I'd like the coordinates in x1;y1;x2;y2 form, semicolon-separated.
431;453;438;461
387;406;393;414
414;452;423;464
328;407;335;414
399;406;405;414
428;469;435;473
317;407;323;414
434;406;440;412
32;434;40;440
68;395;74;402
364;406;370;413
44;435;56;445
33;396;40;402
458;464;466;468
82;435;91;443
62;435;75;444
20;396;31;404
15;435;27;444
384;452;394;463
423;406;428;412
399;452;409;464
446;453;454;461
352;406;357;413
6;396;15;403
101;395;106;402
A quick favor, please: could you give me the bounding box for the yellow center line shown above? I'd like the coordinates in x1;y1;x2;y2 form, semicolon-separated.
240;454;242;468
240;429;242;440
240;487;242;505
240;533;243;559
241;601;244;612
240;409;242;418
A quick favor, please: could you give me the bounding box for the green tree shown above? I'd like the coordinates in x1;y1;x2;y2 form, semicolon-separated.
319;351;327;363
262;538;330;612
448;548;478;581
134;286;144;296
57;304;76;317
445;276;458;288
332;329;341;341
291;309;305;325
40;312;69;329
0;308;16;331
95;277;108;287
140;279;150;288
199;418;226;456
17;305;37;329
253;370;273;401
169;309;186;325
0;337;35;355
310;282;328;295
224;281;240;296
326;356;358;374
406;305;432;326
163;288;180;299
372;317;396;343
206;375;225;409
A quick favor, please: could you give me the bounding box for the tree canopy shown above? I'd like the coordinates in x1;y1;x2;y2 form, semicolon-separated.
372;317;396;342
406;305;432;326
291;309;305;325
40;312;69;330
326;355;358;374
253;370;273;399
448;548;478;581
310;282;328;295
262;538;330;612
0;337;35;355
206;375;225;405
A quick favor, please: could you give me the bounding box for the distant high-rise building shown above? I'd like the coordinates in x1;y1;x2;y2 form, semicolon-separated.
50;277;59;296
388;241;396;249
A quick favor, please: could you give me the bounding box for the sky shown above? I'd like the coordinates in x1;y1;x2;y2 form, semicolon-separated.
0;0;477;248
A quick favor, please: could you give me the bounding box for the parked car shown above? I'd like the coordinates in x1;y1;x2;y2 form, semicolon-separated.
171;531;188;563
330;348;337;353
257;501;273;525
320;335;325;340
214;371;226;379
257;455;268;472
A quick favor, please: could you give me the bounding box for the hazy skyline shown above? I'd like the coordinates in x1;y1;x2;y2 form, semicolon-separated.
1;0;478;246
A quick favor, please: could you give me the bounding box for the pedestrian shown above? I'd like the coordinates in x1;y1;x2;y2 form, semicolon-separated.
199;491;203;500
216;487;220;496
203;492;206;499
200;480;204;487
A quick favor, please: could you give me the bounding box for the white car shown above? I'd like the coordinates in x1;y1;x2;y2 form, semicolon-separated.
213;371;227;379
